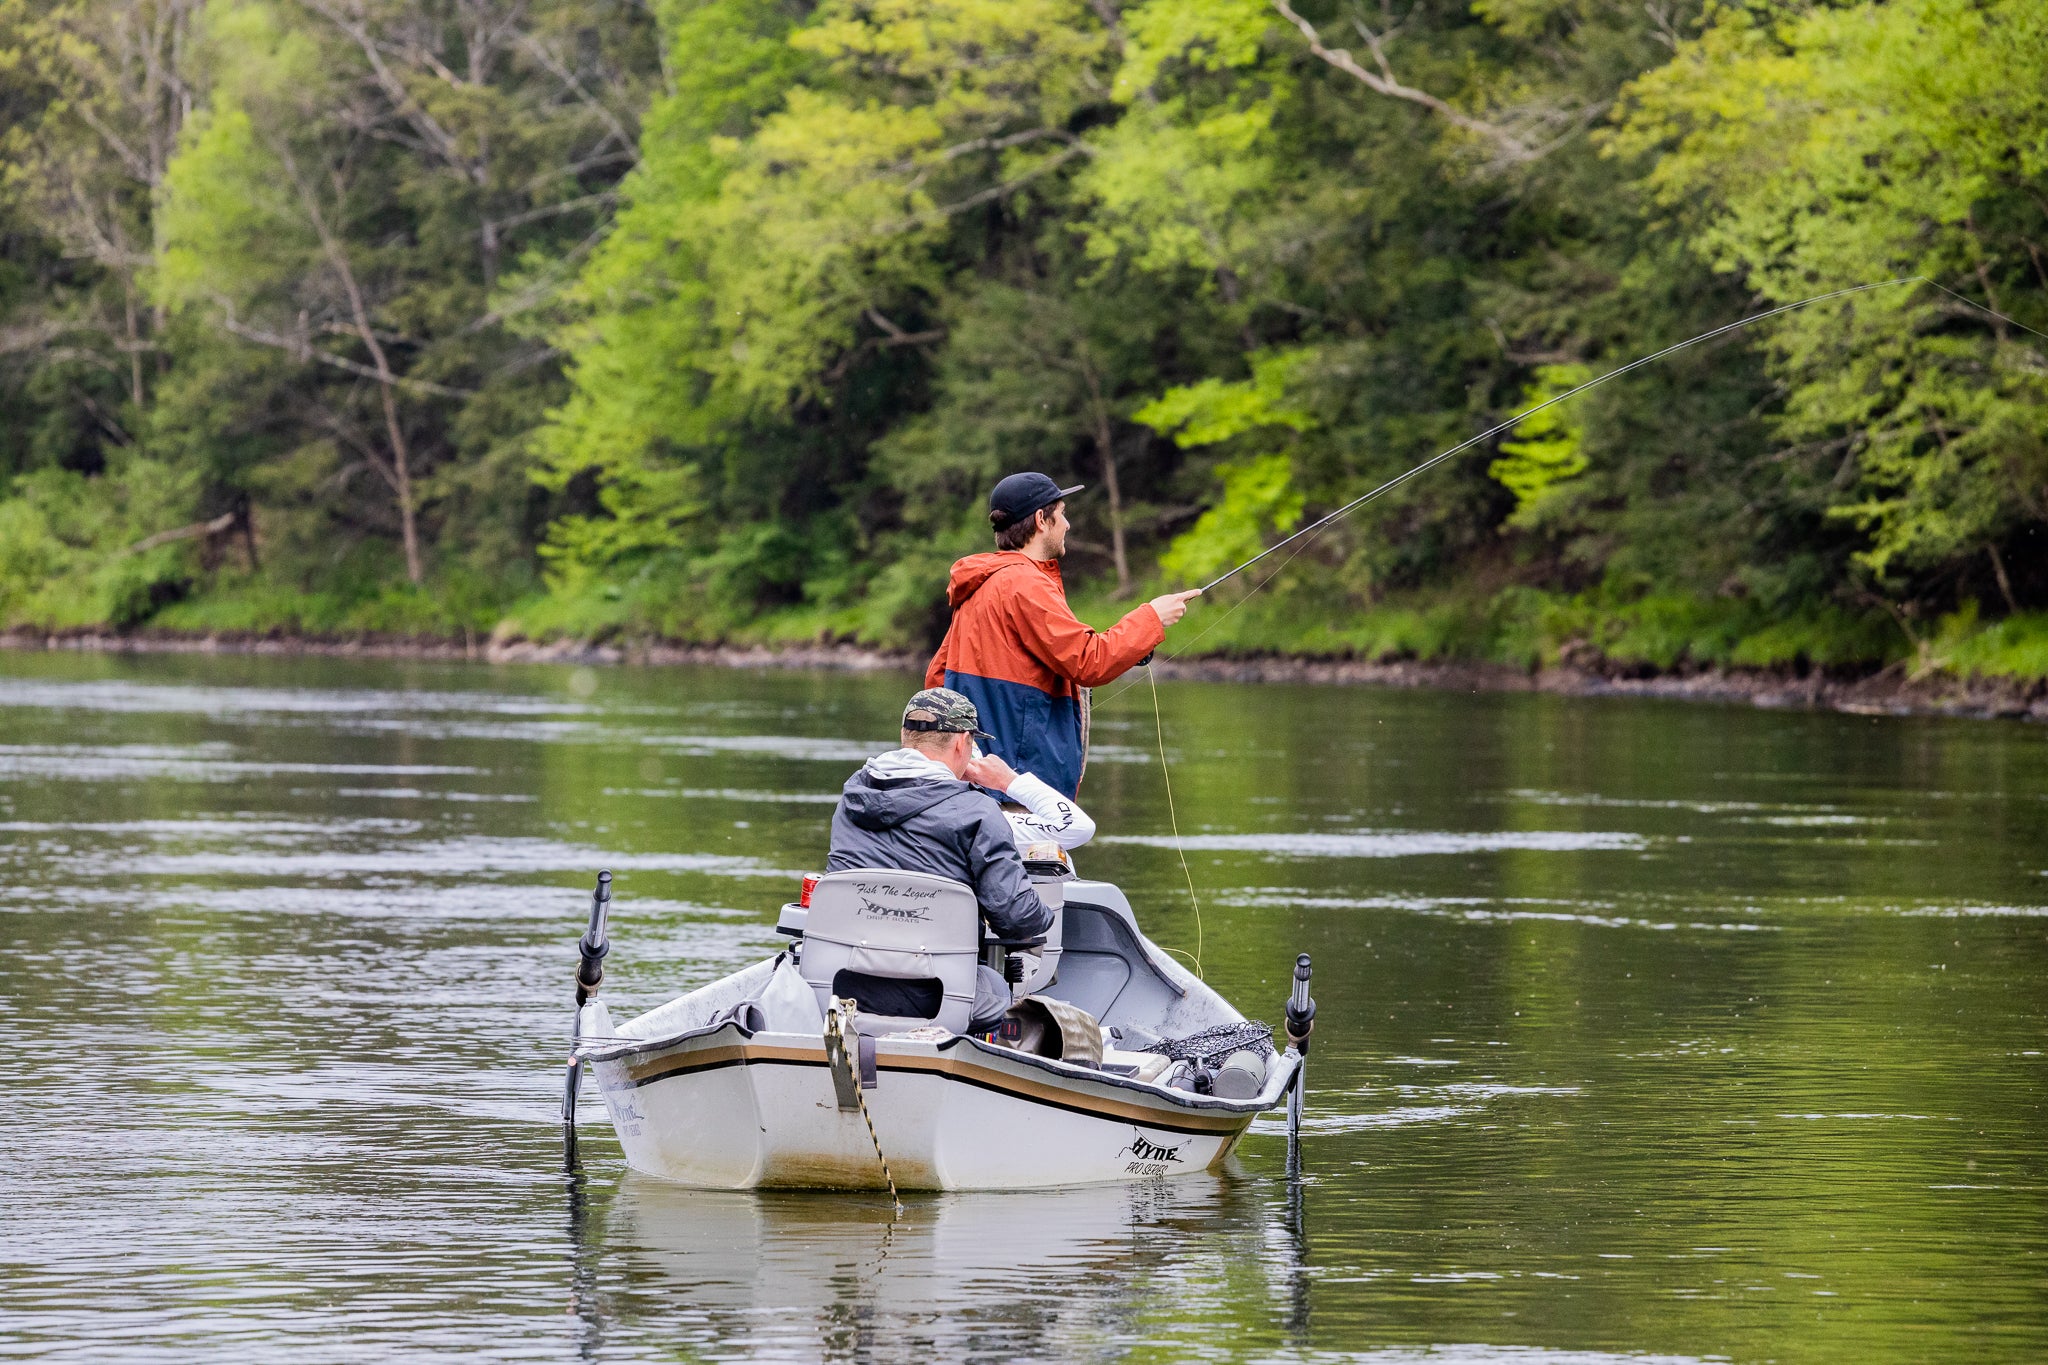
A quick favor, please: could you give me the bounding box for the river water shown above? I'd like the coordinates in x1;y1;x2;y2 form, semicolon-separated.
1;649;2043;1362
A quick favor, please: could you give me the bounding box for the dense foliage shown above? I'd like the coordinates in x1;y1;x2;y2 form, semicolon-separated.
2;0;2044;678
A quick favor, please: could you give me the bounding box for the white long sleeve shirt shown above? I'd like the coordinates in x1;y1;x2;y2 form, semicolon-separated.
998;771;1096;851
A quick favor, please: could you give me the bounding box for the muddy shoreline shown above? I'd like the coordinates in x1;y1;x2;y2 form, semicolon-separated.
5;626;2044;722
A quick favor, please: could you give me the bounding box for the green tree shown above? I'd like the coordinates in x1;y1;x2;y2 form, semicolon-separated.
4;0;2043;682
879;278;1195;596
1612;0;2048;613
0;0;199;473
535;0;1123;623
151;0;657;591
1489;363;1593;528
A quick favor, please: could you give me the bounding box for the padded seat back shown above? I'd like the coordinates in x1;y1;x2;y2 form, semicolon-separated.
798;869;982;1034
1012;878;1063;997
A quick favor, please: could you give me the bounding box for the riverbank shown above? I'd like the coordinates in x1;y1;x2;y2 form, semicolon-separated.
7;626;2043;722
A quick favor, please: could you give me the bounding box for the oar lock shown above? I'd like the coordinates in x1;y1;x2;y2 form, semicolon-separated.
574;934;609;998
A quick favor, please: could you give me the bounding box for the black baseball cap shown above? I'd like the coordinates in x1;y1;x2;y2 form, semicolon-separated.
989;471;1084;532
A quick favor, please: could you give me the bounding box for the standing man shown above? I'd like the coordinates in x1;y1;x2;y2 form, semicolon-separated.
926;471;1202;798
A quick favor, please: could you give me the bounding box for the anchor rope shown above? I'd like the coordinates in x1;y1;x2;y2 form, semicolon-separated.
826;1003;902;1214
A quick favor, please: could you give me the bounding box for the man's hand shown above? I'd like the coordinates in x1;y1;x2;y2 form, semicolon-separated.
1148;588;1203;628
962;751;1019;792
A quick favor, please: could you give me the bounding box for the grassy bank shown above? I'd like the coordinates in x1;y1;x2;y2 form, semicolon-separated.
24;555;2048;691
1081;587;2048;685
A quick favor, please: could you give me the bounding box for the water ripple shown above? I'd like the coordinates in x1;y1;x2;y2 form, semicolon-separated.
1099;830;1648;857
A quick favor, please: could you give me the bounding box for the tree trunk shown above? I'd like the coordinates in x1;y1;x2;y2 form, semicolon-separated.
378;377;424;585
1079;360;1130;596
1095;417;1130;596
285;151;425;584
480;217;499;290
236;496;260;571
1988;541;2019;616
123;278;144;409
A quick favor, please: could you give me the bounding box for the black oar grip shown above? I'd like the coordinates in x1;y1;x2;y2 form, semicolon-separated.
574;870;612;1006
1285;953;1315;1053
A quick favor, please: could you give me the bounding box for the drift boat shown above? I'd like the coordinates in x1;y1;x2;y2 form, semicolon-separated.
560;860;1314;1191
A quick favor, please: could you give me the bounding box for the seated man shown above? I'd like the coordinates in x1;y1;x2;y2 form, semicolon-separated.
827;687;1057;1031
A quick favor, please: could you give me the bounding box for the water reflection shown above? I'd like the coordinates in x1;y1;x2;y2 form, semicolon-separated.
591;1174;1293;1362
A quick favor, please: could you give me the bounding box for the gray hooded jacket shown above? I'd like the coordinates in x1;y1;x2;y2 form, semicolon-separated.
826;750;1055;942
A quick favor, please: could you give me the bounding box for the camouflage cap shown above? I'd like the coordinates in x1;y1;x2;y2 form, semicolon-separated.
901;687;995;744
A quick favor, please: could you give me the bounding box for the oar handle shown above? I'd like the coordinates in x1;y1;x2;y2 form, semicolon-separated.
574;870;612;1007
1286;953;1315;1056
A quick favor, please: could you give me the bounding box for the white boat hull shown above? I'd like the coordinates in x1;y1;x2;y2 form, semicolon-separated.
588;1021;1298;1191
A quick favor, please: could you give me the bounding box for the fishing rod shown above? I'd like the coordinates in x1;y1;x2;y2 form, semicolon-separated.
1198;277;1923;594
1100;274;2003;709
1113;272;2026;994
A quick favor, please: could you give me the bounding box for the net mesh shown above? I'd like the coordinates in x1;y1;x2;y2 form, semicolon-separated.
1143;1021;1275;1068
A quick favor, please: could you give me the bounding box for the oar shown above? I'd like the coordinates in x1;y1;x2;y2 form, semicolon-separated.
561;870;613;1140
1284;953;1315;1174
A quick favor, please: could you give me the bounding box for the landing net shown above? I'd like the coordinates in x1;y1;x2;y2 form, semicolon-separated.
1145;1021;1277;1068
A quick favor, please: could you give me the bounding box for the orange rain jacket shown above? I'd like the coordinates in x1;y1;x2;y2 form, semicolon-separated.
925;553;1163;798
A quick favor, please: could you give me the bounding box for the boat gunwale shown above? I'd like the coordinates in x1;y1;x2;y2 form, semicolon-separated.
580;1017;1299;1118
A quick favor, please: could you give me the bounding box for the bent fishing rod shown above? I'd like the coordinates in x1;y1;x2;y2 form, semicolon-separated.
1094;274;2027;705
1100;274;2020;965
1197;276;1923;594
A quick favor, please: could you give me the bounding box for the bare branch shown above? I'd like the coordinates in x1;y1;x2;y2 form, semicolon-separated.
354;124;446;158
459;218;610;334
822;312;947;382
0;320;82;355
1270;0;1537;159
515;31;638;164
481;190;616;238
318;320;420;347
880;144;1090;232
73;384;134;445
274;142;428;584
214;305;476;398
1642;0;1683;51
25;346;130;384
862;308;944;347
314;407;403;496
66;99;154;184
521;148;638;195
892;127;1091;190
296;0;476;180
938;126;1086;165
128;510;237;555
392;32;468;89
1086;0;1127;50
495;342;562;377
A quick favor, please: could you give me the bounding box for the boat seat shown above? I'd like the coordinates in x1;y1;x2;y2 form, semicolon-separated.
1011;844;1071;998
797;869;983;1035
